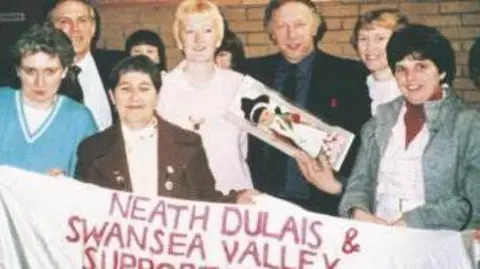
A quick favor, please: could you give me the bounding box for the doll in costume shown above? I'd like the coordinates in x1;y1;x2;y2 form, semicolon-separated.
241;95;328;158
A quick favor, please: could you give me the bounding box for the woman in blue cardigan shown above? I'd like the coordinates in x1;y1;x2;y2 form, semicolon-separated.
0;23;97;177
296;24;480;230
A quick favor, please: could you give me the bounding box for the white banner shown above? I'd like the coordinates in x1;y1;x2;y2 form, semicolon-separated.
0;166;476;269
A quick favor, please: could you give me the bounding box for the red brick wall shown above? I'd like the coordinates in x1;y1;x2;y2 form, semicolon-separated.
97;0;480;104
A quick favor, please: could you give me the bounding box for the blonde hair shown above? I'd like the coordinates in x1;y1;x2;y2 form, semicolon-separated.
351;9;408;49
172;0;225;49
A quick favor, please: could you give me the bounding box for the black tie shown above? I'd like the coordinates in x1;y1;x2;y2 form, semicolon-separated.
283;64;297;102
60;65;84;103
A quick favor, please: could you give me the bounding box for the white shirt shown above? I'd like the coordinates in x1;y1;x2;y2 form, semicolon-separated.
367;75;402;116
121;121;158;197
23;102;54;135
375;105;429;222
157;61;253;194
76;52;112;131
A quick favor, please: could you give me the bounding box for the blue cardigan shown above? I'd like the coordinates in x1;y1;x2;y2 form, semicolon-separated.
0;88;97;176
339;87;480;230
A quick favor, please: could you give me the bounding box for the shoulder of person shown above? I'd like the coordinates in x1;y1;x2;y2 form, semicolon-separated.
454;105;480;130
217;68;245;87
315;49;368;74
61;96;92;115
59;97;98;130
77;124;116;156
241;54;279;72
0;86;15;98
245;53;278;64
160;63;184;86
92;49;126;64
160;116;202;146
0;87;16;114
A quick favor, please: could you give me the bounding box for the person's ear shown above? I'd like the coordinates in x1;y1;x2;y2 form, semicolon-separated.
61;68;68;79
108;89;116;105
270;32;278;45
176;36;184;50
154;91;159;106
310;11;321;37
439;72;446;82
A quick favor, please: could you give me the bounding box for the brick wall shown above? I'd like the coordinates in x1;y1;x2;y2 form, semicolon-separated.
97;0;480;104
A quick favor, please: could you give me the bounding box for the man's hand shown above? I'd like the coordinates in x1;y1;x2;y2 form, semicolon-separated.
294;152;342;195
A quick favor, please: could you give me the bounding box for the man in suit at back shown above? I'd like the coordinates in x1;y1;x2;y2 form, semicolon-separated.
44;0;124;130
242;0;371;216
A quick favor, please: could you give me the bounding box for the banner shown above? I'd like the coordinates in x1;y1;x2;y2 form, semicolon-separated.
0;166;476;269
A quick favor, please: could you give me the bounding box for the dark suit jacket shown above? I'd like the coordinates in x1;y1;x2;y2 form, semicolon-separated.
75;115;234;203
59;49;126;120
241;50;371;215
91;49;126;90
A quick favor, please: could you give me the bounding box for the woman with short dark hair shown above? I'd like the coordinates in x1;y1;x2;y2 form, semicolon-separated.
214;29;245;71
125;29;167;72
299;24;480;230
76;56;255;203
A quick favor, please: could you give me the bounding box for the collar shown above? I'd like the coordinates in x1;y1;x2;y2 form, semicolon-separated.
278;50;316;75
170;60;222;90
121;117;158;144
366;74;398;89
75;51;94;70
376;84;460;138
423;84;457;132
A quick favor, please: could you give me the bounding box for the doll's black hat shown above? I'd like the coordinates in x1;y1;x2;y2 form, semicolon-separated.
241;94;270;123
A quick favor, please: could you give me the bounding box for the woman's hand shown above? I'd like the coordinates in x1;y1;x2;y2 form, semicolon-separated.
390;217;408;227
47;168;65;177
236;189;261;204
352;208;388;225
294;152;342;195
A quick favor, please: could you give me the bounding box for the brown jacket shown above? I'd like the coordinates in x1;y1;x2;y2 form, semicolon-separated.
75;115;234;203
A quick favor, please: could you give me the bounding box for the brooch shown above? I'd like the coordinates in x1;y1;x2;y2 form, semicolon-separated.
164;165;175;191
188;115;205;131
113;170;125;184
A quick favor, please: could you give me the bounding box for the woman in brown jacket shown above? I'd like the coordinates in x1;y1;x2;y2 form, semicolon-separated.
75;56;255;203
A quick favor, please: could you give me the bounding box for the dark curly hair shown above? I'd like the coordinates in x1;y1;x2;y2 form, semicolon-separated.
387;24;455;85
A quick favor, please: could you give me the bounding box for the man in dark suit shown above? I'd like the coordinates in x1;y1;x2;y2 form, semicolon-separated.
44;0;125;130
241;0;371;216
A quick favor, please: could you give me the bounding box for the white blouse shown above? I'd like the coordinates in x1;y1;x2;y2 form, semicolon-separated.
367;75;402;116
375;105;429;222
157;61;253;194
121;121;158;197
